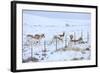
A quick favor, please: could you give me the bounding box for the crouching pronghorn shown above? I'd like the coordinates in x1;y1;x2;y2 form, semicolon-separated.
69;34;83;45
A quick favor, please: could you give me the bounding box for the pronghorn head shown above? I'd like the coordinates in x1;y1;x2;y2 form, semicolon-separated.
59;32;65;37
34;33;45;39
41;34;45;38
27;34;33;38
63;32;65;36
69;34;73;40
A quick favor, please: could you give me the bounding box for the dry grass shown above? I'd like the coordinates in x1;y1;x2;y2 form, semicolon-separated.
55;47;85;52
22;57;39;63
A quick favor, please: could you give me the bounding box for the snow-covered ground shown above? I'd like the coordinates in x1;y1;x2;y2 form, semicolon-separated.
22;10;91;63
22;41;91;63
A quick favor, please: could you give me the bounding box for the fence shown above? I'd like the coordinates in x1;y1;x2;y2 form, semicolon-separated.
22;32;89;62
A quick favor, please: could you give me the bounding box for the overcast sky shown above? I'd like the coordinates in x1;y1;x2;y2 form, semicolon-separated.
23;10;91;20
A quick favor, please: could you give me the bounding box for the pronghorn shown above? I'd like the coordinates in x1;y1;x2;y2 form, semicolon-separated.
50;32;65;45
27;34;45;45
69;34;83;44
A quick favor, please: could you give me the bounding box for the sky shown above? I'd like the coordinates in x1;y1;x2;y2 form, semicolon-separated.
23;10;91;20
23;10;91;27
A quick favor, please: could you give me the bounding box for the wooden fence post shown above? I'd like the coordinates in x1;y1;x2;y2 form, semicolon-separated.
74;32;76;45
87;32;89;43
31;41;33;61
44;40;46;52
56;38;57;50
65;35;67;48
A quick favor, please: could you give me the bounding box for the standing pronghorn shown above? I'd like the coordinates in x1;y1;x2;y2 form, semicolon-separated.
27;33;45;45
50;32;65;45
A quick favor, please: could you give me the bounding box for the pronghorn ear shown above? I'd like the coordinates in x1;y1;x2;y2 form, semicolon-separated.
63;32;65;34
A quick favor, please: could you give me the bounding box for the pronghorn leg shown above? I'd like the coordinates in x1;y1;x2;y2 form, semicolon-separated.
48;38;54;45
38;40;41;45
